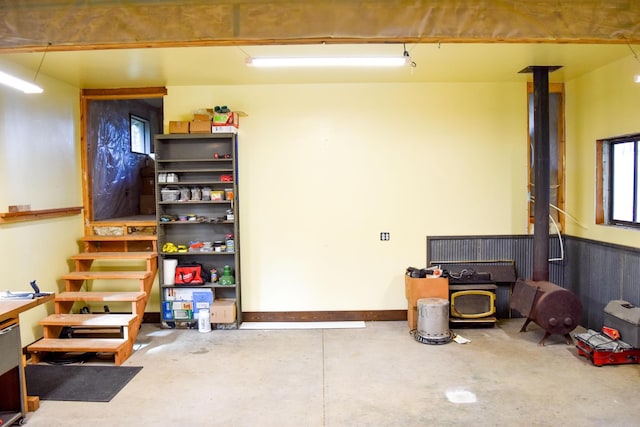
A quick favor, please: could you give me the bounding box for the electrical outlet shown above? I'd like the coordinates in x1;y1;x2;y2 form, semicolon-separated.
380;232;390;241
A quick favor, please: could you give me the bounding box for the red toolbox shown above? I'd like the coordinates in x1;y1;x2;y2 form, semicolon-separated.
575;330;640;366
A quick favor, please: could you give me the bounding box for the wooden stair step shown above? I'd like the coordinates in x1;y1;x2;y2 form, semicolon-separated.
92;219;156;228
62;271;152;280
28;338;131;365
71;251;157;260
81;235;157;242
28;338;127;353
54;292;147;317
55;291;146;302
39;313;136;328
81;233;158;253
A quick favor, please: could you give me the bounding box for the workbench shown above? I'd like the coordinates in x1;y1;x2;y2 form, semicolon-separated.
0;294;54;425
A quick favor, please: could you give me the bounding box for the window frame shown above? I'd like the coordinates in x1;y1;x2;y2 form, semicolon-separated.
130;114;151;155
597;134;640;229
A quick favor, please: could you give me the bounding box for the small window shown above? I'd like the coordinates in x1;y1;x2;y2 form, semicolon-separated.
596;134;640;229
130;115;151;155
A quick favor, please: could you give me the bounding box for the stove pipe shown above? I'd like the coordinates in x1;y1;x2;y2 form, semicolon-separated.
520;65;562;282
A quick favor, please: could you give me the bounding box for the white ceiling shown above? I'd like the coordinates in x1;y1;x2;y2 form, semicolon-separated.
0;43;636;88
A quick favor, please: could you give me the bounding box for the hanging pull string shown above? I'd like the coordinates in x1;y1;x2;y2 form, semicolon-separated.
33;42;51;83
237;45;251;60
403;43;417;69
623;36;640;64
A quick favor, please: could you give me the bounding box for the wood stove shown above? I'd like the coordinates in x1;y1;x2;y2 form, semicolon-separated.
431;263;517;327
447;267;497;326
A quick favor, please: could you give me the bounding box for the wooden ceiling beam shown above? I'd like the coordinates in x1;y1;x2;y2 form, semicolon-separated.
1;0;639;53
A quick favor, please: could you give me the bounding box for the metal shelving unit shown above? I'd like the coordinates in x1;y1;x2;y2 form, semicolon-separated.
155;133;241;329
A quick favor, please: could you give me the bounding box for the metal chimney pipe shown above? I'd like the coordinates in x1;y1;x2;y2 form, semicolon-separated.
519;65;561;282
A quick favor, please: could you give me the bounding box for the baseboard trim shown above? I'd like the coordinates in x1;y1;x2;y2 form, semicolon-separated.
143;310;407;324
143;312;161;323
242;310;407;322
142;310;406;323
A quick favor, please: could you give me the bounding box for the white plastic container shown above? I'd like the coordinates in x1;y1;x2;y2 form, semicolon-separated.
163;259;178;285
198;308;211;333
161;187;180;202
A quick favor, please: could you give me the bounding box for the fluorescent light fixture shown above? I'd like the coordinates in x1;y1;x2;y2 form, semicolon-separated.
246;56;408;67
0;70;43;93
635;74;640;83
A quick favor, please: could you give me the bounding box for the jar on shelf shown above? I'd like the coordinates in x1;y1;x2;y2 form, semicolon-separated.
219;265;235;286
202;187;212;201
179;187;190;202
225;233;235;252
190;187;201;201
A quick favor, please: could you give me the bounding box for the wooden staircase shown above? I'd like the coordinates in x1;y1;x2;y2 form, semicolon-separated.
28;219;157;366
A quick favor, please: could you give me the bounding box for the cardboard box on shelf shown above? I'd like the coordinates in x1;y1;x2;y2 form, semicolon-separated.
192;290;214;310
213;111;239;127
190;120;212;133
172;301;194;320
169;121;189;134
212;125;238;134
210;298;236;323
404;276;449;330
193;113;211;121
162;301;173;320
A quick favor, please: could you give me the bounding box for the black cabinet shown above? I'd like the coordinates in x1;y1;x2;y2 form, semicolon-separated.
0;320;25;425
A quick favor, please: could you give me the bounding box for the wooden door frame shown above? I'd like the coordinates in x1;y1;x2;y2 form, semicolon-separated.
80;87;167;235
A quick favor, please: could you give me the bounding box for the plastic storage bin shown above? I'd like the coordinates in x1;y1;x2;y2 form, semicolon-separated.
604;300;640;348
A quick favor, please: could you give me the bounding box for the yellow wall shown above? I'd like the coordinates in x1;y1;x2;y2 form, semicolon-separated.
4;51;638;337
0;60;83;344
564;55;640;247
165;83;528;311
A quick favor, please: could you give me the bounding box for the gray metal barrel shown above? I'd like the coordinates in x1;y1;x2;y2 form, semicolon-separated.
414;297;452;344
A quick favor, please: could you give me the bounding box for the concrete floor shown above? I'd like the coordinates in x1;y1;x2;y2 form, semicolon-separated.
23;319;639;427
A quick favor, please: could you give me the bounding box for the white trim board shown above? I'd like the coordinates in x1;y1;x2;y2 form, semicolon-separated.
239;321;366;330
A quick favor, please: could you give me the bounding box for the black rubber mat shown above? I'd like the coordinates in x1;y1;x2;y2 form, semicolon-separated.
25;364;142;402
